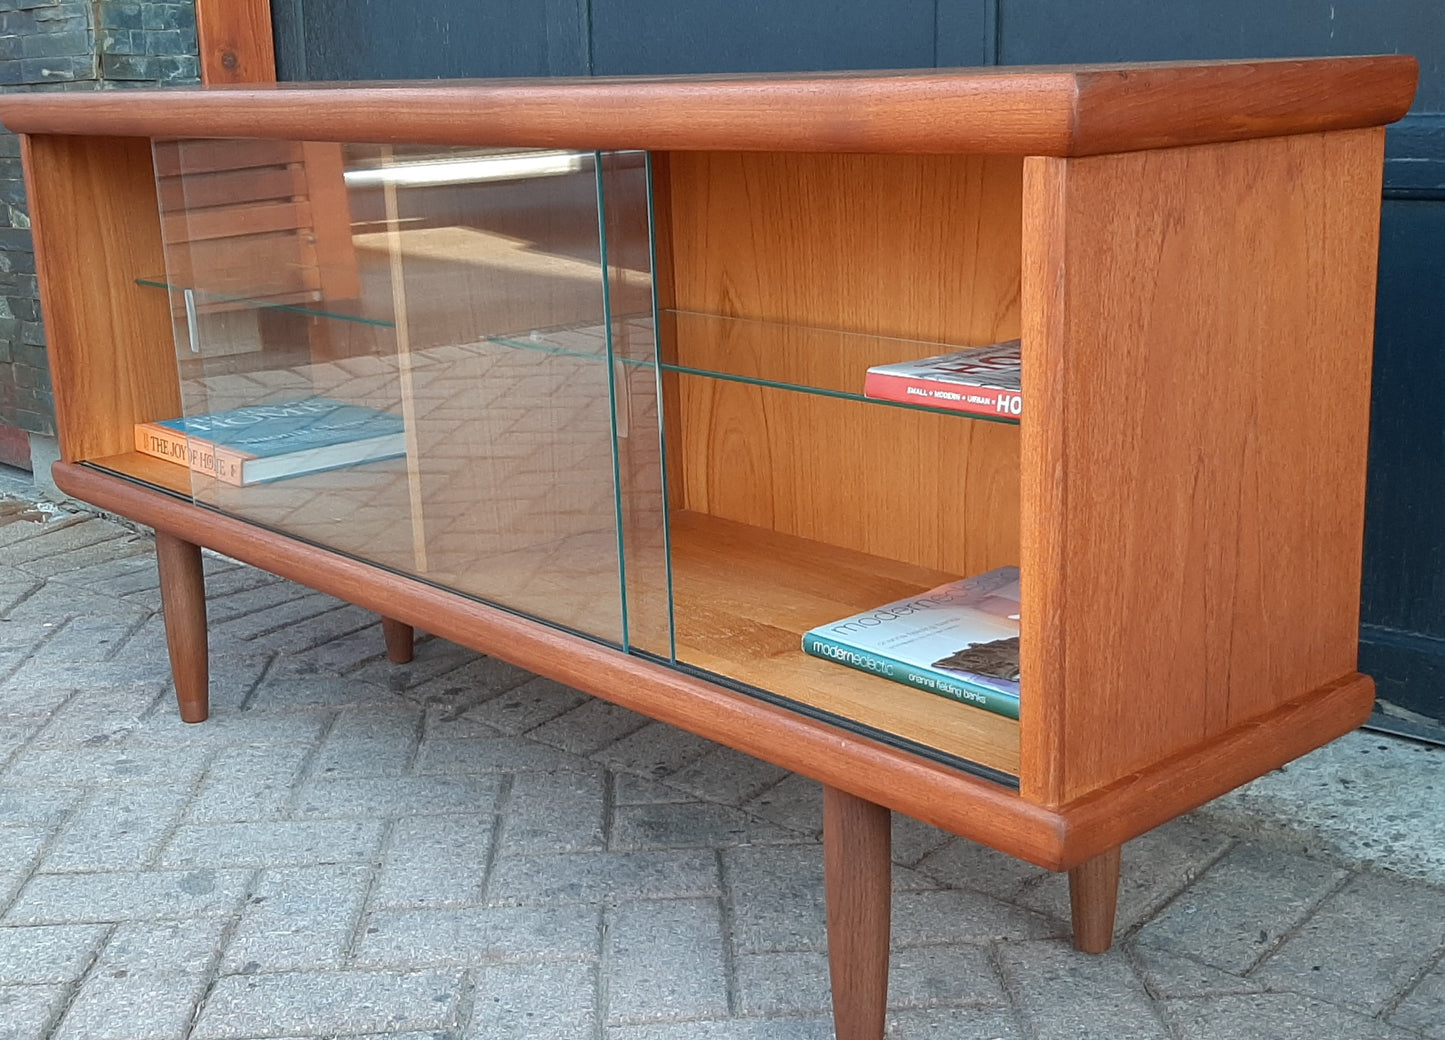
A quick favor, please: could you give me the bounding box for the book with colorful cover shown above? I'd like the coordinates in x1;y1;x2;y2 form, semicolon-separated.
801;566;1021;719
134;397;406;486
864;339;1022;419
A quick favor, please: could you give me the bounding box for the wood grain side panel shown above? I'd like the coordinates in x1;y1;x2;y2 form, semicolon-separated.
1056;673;1374;865
666;152;1022;573
195;0;276;85
0;57;1415;154
22;135;181;462
1021;130;1386;807
1018;156;1070;806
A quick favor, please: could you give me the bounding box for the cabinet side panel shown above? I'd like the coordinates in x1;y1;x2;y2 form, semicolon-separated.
666;152;1023;574
1021;130;1385;807
1018;155;1070;806
22;135;182;463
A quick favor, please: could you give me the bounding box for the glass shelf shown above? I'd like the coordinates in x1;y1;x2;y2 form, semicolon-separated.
136;277;397;328
661;310;1021;424
134;278;1019;425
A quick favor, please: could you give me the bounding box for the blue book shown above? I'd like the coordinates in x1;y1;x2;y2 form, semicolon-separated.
135;396;406;485
801;567;1021;719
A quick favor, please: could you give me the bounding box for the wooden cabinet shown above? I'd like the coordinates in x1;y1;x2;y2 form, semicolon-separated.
0;57;1416;1038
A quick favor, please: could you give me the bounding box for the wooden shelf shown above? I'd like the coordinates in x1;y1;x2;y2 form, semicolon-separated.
667;511;1020;777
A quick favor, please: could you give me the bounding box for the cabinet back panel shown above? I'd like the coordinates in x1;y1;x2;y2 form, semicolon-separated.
1020;130;1386;807
22;135;181;462
661;152;1022;573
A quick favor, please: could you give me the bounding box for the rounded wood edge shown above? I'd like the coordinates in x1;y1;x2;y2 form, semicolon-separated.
53;462;1070;869
1069;55;1418;155
1053;672;1375;867
0;57;1417;154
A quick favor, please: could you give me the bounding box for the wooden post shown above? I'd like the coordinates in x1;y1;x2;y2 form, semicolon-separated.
155;532;209;723
194;0;276;85
1068;845;1122;953
823;785;891;1040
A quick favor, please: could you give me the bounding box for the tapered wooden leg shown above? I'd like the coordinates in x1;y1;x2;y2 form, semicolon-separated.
155;531;208;724
823;785;891;1040
1069;845;1122;953
381;617;414;663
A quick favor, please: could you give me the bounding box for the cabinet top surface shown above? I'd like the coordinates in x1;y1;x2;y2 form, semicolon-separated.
0;56;1416;155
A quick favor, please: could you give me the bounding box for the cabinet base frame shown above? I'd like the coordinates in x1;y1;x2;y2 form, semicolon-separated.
61;460;1372;874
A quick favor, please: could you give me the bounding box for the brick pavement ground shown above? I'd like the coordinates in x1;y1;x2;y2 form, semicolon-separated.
1;480;1444;1040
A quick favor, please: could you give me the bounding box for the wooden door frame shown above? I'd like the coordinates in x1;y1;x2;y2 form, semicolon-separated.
196;0;276;84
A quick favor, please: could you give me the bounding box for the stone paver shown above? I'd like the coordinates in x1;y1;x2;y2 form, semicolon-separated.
222;865;372;972
487;848;720;906
94;918;229;978
370;813;496;909
0;924;108;984
2;486;1445;1038
1166;992;1422;1039
191;968;466;1039
1134;843;1347;973
53;974;207;1040
1391;956;1445;1038
605;898;729;1023
461;960;597;1039
0;983;68;1040
356;903;600;967
998;943;1172;1039
4;869;253;925
1251;871;1445;1014
158;819;386;869
40;784;191;873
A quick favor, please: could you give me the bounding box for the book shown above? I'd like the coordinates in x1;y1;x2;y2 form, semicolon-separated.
863;339;1022;418
801;567;1021;719
134;397;406;486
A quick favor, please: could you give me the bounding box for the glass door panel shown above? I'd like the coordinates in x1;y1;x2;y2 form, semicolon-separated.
147;139;657;648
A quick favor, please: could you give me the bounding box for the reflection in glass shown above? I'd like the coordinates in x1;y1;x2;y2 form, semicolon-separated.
149;139;658;648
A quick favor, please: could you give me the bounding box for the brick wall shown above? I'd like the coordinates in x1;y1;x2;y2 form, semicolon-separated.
0;1;199;464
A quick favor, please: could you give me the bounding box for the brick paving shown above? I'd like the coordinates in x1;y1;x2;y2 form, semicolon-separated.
2;487;1445;1039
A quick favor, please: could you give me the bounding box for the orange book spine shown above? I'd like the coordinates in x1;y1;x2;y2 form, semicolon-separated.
134;421;190;465
133;422;247;485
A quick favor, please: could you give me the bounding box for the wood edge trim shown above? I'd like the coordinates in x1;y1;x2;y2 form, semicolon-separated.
1069;55;1419;156
1018;154;1070;806
1054;673;1375;866
0;57;1415;153
52;461;1072;868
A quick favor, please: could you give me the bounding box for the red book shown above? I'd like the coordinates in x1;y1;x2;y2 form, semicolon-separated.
863;339;1021;419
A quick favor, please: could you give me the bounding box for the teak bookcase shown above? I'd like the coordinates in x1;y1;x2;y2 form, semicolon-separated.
0;57;1417;1039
